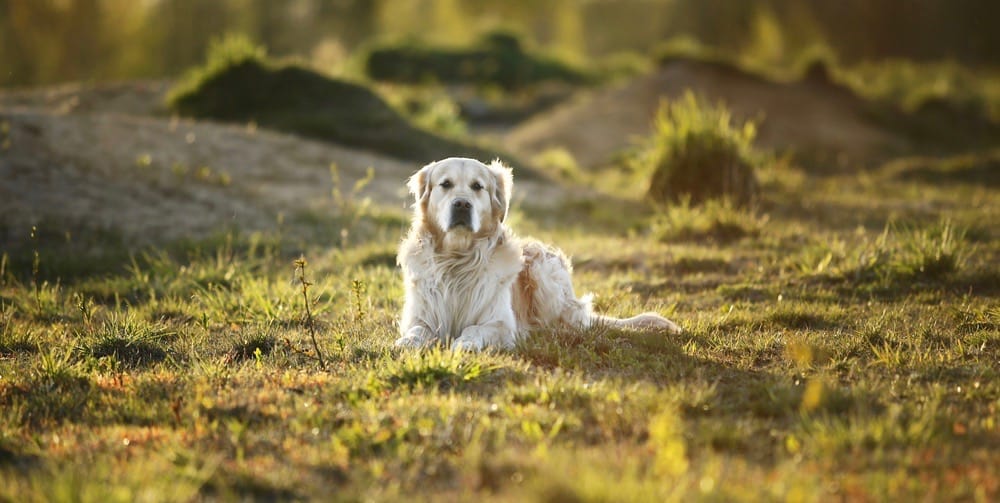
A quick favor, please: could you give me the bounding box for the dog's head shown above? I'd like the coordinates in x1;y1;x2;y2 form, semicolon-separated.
407;157;513;245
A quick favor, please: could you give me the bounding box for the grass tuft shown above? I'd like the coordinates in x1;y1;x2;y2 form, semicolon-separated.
641;92;761;206
76;311;172;369
381;349;495;391
650;197;767;243
226;332;277;363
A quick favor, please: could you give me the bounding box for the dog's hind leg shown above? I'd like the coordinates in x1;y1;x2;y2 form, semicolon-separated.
519;241;683;334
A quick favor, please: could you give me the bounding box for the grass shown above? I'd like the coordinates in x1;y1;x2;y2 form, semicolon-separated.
0;146;997;501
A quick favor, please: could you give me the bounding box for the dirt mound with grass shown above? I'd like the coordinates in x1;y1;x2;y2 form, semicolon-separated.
168;59;514;166
506;58;909;170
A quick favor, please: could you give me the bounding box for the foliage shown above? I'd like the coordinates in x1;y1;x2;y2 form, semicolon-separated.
364;30;592;91
641;92;761;206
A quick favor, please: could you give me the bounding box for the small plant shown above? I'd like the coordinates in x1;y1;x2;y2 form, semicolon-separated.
641;92;761;206
30;226;41;310
351;279;368;322
293;257;325;368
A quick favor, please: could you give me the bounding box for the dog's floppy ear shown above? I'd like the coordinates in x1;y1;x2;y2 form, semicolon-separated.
488;159;514;222
407;162;434;213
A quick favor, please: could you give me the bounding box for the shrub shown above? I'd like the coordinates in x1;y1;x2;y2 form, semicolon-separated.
642;92;761;206
364;30;591;91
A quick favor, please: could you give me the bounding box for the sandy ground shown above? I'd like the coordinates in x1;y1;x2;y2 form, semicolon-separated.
0;82;563;245
505;59;907;170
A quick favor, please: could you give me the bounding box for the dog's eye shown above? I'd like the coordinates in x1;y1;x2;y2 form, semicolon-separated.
471;182;483;191
439;180;453;189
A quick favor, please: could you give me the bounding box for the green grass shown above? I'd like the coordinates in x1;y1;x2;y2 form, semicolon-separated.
1;151;998;501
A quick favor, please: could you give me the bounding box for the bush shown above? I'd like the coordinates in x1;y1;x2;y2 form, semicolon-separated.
167;35;510;164
364;30;591;91
642;92;761;206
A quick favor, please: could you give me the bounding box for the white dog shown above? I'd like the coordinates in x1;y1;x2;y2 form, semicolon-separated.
395;157;681;351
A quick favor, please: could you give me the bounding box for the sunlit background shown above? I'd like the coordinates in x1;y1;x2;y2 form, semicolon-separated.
2;2;1000;501
3;0;998;87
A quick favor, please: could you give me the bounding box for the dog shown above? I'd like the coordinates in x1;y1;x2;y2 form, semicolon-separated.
395;157;681;351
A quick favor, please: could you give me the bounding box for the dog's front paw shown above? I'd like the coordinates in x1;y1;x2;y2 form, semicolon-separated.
395;326;435;349
451;333;487;352
452;324;514;352
394;334;427;348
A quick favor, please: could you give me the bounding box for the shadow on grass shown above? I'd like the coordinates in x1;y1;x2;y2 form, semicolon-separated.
519;327;845;415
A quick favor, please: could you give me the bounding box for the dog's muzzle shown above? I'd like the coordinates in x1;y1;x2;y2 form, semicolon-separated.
448;198;473;230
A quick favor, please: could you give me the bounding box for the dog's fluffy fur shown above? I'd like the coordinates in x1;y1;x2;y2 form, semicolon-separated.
396;157;681;351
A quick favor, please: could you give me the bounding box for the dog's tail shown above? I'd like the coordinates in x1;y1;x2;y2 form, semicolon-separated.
589;312;683;333
578;294;683;334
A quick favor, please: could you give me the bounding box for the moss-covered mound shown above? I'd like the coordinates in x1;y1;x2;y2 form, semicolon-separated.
168;58;507;164
365;31;591;91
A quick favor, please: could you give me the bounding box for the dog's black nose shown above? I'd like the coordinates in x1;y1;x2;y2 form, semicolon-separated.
452;199;472;211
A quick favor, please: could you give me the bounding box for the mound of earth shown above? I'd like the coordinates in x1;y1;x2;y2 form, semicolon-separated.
168;59;519;168
0;104;564;246
506;58;910;170
0;110;414;244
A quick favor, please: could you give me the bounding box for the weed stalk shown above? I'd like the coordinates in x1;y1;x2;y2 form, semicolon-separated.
30;226;41;310
294;257;325;368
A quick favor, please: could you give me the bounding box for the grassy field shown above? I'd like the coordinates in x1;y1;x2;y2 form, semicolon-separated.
1;144;997;501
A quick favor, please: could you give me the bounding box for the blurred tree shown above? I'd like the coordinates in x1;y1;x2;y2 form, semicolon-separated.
1;0;65;85
149;0;234;77
61;0;102;81
1;0;998;88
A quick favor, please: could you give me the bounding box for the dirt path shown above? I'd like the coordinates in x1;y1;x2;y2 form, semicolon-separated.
0;81;569;245
0;109;426;244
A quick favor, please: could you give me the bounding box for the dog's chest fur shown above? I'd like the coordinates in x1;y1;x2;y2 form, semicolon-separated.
404;233;522;342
